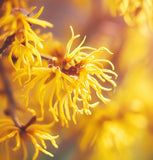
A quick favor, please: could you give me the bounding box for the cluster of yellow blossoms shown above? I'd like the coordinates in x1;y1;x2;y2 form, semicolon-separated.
0;119;58;160
105;0;153;30
16;27;117;126
0;0;117;159
0;1;52;71
1;0;152;159
60;1;153;160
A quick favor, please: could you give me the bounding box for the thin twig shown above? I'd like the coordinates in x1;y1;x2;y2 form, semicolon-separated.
0;59;37;129
0;58;21;127
0;34;15;54
0;0;5;8
20;116;36;131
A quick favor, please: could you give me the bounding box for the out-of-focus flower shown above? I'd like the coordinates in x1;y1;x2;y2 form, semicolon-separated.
38;32;65;61
69;61;152;160
105;0;153;31
15;26;117;126
78;97;147;153
118;27;150;71
0;0;29;9
71;0;92;12
0;118;58;160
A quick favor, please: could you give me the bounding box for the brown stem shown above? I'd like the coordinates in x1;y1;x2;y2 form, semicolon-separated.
0;34;15;55
0;0;5;8
20;116;36;131
0;58;36;129
0;58;21;127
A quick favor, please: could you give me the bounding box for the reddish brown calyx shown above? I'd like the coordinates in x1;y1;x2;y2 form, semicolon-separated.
62;66;78;76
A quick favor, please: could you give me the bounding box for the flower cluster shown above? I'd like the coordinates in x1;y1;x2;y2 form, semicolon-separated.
105;0;153;30
16;27;117;126
0;118;58;160
1;0;153;159
0;1;52;71
0;0;117;159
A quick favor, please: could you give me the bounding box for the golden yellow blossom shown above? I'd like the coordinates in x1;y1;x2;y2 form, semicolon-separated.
0;3;53;69
72;61;151;160
79;102;147;152
38;32;65;60
1;0;153;159
105;0;153;30
118;28;150;71
0;0;28;9
0;118;58;160
15;26;117;126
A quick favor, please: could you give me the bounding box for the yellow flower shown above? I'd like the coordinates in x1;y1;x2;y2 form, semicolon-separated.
9;38;43;79
79;104;146;151
15;26;117;126
0;0;26;9
0;3;52;39
38;32;65;60
0;3;53;69
118;28;150;71
105;0;153;30
74;62;150;160
0;118;58;160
